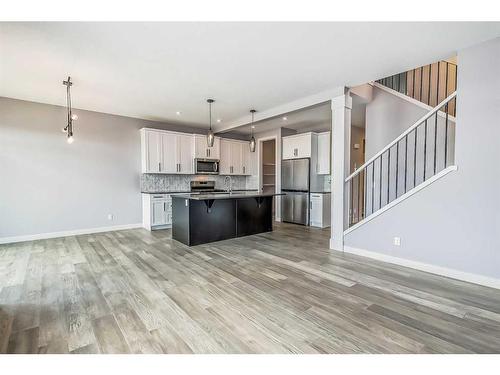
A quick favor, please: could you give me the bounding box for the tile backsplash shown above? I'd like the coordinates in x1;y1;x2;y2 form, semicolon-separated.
141;174;249;193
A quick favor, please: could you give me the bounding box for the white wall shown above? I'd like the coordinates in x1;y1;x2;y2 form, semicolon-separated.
344;37;500;280
0;97;201;240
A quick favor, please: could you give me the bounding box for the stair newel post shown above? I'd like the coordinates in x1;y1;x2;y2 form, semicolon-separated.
330;92;352;251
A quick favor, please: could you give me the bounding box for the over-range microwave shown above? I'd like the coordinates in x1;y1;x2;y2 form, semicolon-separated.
195;158;219;175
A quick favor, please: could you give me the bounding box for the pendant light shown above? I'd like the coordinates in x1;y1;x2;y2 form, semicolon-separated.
249;109;256;152
62;76;77;144
206;99;215;147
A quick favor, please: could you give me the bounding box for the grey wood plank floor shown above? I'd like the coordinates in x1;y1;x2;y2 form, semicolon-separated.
1;222;500;354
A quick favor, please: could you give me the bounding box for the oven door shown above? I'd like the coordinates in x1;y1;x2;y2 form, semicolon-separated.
195;159;219;175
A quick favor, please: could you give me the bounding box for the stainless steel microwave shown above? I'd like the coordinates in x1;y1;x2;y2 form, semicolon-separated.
195;158;219;175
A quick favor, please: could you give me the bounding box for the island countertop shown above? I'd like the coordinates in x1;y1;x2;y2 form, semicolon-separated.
172;192;284;201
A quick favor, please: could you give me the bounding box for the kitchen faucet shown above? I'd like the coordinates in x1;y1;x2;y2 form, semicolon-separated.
224;176;233;193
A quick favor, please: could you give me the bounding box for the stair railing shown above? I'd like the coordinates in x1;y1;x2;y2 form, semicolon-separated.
376;61;457;116
345;91;457;228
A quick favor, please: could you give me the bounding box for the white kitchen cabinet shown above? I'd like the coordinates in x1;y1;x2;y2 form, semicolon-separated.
317;131;331;175
219;139;253;175
142;194;172;230
141;129;194;174
309;192;331;228
194;134;220;159
282;133;312;159
142;130;162;173
242;143;256;176
176;133;194;174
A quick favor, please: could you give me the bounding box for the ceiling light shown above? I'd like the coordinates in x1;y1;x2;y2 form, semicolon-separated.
249;110;257;153
176;111;181;115
282;116;288;121
62;76;77;144
217;119;222;123
206;99;215;148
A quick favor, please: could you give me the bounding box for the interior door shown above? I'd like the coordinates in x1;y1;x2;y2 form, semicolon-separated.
161;133;177;173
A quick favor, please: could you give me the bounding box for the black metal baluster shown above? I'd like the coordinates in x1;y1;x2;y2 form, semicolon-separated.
419;66;424;101
423;120;428;181
379;155;382;209
404;135;408;193
358;172;361;222
371;162;375;215
434;109;438;175
426;64;431;106
413;128;417;188
395;141;399;198
445;102;449;167
387;149;391;204
412;69;416;98
350;177;353;225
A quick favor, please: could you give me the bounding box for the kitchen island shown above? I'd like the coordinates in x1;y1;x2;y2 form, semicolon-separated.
171;192;282;246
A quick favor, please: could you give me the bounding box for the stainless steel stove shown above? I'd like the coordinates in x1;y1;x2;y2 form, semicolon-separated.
190;180;226;194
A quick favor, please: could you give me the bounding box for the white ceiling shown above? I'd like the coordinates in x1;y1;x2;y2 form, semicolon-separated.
1;22;499;133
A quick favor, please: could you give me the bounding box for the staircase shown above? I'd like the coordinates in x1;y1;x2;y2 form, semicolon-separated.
345;62;458;232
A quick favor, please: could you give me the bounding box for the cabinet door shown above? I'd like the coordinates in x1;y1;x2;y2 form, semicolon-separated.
296;134;312;158
241;142;252;175
146;131;162;172
194;135;208;158
160;133;177;173
177;134;194;174
151;200;167;226
219;139;232;175
317;132;331;174
309;195;323;227
209;137;221;159
230;142;242;175
282;137;296;160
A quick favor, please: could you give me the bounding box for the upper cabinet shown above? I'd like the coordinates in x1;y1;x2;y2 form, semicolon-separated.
282;133;312;159
194;134;220;159
316;131;331;175
141;129;194;174
220;139;255;176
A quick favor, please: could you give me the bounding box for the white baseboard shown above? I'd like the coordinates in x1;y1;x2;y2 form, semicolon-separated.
0;223;143;245
343;245;500;290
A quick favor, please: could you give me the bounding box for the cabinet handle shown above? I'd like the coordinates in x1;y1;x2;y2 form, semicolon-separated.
243;166;245;174
158;162;161;171
208;149;211;157
164;202;166;211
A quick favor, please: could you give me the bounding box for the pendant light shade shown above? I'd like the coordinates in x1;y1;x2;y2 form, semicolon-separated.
62;76;77;144
249;109;256;152
206;99;215;147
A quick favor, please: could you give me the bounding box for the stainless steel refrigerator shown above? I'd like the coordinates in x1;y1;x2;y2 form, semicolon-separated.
281;158;310;225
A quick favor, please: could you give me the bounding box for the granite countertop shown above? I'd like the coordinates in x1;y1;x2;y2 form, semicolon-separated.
172;192;284;201
141;189;259;195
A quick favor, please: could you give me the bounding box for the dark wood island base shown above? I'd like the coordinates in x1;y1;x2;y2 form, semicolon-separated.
172;193;279;246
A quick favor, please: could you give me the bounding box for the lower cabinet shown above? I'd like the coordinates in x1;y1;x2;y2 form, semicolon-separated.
309;193;331;228
142;193;172;230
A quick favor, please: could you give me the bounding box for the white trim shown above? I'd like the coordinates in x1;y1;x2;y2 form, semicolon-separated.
344;165;457;235
346;90;457;182
343;245;500;290
213;86;344;133
0;223;143;244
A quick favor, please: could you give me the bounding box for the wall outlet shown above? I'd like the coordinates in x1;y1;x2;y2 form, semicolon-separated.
393;237;401;246
107;214;114;221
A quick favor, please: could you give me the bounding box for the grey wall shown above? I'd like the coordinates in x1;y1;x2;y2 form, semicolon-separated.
0;97;202;239
345;37;500;279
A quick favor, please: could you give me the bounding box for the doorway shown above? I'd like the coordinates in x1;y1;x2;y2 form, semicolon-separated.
261;139;276;217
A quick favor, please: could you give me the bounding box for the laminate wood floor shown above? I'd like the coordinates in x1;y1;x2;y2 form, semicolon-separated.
1;222;500;354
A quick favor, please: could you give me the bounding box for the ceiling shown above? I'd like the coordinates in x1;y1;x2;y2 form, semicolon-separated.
1;22;499;133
